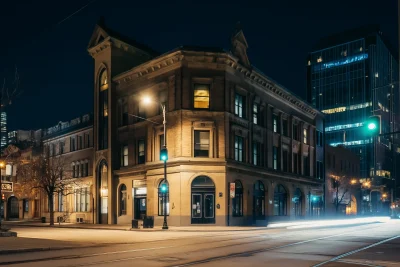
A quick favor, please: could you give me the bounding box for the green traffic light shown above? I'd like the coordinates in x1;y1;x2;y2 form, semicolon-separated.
161;184;167;192
160;148;168;161
368;122;377;130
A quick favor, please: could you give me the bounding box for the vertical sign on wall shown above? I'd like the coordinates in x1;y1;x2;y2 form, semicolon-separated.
230;183;235;198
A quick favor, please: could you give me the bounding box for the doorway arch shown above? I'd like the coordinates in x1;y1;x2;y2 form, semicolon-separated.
191;176;215;224
97;160;108;224
7;196;19;219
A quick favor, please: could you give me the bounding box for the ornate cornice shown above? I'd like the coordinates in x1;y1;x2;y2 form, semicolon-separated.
111;49;320;118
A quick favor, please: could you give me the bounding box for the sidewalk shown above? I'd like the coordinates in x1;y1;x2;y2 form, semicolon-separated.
2;216;389;232
3;220;269;232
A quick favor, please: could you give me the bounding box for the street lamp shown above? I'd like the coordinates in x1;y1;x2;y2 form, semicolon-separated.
0;161;5;229
143;96;168;230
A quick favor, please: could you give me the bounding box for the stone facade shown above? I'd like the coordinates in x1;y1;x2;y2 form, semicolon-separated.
88;21;325;226
40;114;94;223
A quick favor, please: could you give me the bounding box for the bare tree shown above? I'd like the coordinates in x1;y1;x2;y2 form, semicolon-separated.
1;67;21;107
329;174;354;214
18;154;78;225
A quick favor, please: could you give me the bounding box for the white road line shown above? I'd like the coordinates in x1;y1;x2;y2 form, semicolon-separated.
312;234;400;267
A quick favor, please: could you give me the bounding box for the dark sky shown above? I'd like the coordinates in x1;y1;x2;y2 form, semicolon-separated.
1;0;398;131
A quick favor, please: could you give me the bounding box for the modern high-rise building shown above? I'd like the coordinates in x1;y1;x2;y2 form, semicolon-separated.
1;112;7;149
307;25;399;213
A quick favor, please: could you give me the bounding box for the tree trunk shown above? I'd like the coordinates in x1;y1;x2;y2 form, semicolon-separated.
48;193;54;226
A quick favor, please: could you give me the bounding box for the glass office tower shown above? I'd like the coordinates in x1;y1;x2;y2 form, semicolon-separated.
1;112;6;149
307;26;399;211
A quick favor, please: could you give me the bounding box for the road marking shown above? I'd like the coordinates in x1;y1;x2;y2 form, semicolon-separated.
167;231;367;267
336;259;384;267
312;235;400;267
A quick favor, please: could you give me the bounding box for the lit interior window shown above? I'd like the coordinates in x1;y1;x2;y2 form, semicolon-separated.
194;84;210;109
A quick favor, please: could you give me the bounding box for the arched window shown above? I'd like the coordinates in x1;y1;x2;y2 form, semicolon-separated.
253;181;265;219
274;184;287;216
294;188;303;217
98;69;108;150
120;184;127;215
158;180;169;216
232;180;243;217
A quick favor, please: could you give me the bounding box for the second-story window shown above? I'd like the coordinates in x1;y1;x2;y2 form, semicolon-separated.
303;128;308;144
234;136;244;162
70;137;76;152
282;119;288;136
121;145;128;167
293;124;299;141
253;142;260;166
138;140;145;164
194;131;210;157
59;142;64;155
273;114;279;133
193;84;210;109
253;103;259;124
122;103;128;126
273;146;279;170
235;94;245;118
78;136;83;150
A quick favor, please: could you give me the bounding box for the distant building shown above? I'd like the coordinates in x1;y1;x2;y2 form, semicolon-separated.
8;129;42;148
41;114;94;223
1;112;6;148
307;25;400;213
325;145;361;216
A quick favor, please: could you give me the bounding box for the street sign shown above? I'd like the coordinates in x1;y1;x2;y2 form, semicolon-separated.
1;182;13;192
229;183;235;198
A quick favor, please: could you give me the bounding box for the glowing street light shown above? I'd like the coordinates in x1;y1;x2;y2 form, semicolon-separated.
142;96;168;230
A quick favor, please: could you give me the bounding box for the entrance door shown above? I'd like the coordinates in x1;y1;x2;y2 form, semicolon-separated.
8;197;19;219
134;197;146;220
191;176;215;224
191;192;215;224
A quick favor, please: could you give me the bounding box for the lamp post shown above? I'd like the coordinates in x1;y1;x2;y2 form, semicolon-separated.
143;97;168;230
0;161;4;229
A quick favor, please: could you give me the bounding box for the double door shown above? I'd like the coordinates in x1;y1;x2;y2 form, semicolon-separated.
191;192;215;224
134;197;147;220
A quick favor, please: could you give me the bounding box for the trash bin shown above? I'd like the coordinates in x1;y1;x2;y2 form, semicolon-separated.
132;219;139;229
41;217;46;223
143;216;154;228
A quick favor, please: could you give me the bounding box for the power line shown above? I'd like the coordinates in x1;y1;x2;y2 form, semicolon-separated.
56;0;99;26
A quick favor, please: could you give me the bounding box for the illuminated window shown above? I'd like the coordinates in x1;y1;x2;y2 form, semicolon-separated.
120;184;127;215
98;69;108;150
375;72;379;78
303;128;307;144
325;122;363;132
253;103;259;124
273;114;279;133
138;140;145;164
121;145;128;167
235;94;244;118
314;53;368;71
235;136;244;162
194;131;210;157
193;84;210;109
322;102;371;114
253;142;260;166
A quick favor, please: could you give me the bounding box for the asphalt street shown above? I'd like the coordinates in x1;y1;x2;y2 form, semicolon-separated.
0;220;399;267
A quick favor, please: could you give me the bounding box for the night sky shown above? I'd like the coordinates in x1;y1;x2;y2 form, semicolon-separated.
1;0;398;131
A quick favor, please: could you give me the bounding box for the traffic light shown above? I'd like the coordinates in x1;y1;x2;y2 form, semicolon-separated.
366;116;380;135
160;148;168;161
160;183;168;193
